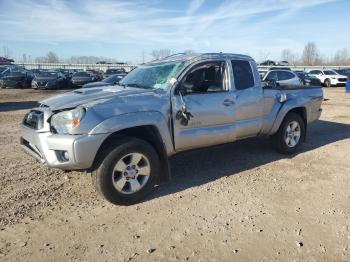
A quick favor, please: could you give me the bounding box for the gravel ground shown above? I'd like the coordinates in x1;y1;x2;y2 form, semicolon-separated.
0;87;349;261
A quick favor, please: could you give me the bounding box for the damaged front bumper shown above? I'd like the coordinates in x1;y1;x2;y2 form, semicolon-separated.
20;124;107;170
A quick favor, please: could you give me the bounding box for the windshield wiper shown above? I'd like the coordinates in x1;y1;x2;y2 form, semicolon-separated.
124;83;152;89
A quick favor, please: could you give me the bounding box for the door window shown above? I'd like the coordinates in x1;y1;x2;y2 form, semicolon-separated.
277;71;295;81
231;60;255;90
181;61;227;94
309;70;322;75
265;71;278;81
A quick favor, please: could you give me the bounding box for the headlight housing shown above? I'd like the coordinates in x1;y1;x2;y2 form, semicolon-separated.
51;107;85;134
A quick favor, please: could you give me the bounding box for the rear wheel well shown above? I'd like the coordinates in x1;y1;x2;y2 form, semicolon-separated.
285;107;307;139
91;126;170;182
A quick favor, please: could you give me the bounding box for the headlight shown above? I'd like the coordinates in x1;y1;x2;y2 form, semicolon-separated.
51;107;85;134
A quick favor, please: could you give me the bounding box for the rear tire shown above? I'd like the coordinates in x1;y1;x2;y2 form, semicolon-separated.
91;137;160;205
272;113;305;154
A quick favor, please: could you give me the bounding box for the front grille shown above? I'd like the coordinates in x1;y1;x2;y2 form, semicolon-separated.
37;81;47;87
23;110;44;130
338;78;347;82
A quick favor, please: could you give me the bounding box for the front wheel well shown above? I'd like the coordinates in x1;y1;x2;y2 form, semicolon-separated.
91;125;170;183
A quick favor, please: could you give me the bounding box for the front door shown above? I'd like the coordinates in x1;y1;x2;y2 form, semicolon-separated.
172;60;237;151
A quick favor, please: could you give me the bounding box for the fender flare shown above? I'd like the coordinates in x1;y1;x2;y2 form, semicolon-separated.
269;98;308;135
89;111;174;183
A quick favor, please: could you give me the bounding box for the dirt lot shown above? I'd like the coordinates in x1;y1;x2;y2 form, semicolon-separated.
0;87;349;261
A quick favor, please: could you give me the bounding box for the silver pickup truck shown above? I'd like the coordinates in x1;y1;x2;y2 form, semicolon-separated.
20;53;323;205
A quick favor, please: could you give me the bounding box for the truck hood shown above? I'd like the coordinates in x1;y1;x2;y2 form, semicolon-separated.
39;85;166;111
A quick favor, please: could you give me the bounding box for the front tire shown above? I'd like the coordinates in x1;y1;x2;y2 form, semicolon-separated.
272;113;305;154
92;137;160;205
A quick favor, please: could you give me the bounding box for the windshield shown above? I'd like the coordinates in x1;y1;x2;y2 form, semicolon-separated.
74;72;90;77
304;72;312;77
335;70;349;75
7;72;23;76
36;72;58;78
0;67;7;73
106;69;125;74
102;74;118;83
324;70;336;75
120;62;183;89
295;72;311;77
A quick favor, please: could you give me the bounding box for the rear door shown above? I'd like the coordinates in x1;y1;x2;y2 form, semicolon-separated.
229;59;264;139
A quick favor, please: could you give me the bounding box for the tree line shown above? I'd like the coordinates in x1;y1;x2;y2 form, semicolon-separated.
2;43;350;66
275;42;350;66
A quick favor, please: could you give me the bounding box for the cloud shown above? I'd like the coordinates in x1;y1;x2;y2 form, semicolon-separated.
0;0;340;59
187;0;205;15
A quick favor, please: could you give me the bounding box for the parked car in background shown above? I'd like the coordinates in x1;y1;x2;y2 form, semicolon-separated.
70;71;98;87
293;71;321;86
0;67;33;88
259;60;277;66
334;69;350;77
82;74;125;88
0;57;14;63
52;68;74;80
278;61;289;66
268;66;292;71
86;69;104;81
104;68;127;78
308;69;347;87
30;69;45;75
262;70;302;86
31;71;67;90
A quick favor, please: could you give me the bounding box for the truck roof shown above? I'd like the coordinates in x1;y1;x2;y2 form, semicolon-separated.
147;53;254;65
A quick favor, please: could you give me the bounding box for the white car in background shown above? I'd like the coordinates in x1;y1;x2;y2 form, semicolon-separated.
307;69;347;87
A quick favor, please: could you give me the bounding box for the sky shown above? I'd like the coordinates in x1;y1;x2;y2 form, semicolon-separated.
0;0;349;63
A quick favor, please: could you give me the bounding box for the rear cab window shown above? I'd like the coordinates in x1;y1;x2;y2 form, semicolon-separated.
231;60;255;90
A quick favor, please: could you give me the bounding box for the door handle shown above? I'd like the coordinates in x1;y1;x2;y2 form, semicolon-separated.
223;99;235;106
